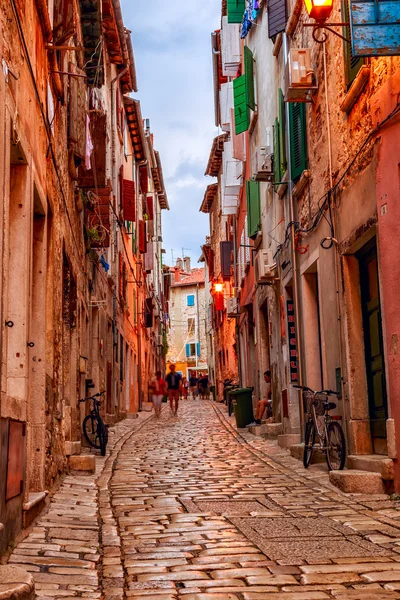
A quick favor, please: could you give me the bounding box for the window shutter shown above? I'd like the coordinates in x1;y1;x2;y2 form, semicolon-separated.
220;241;233;280
278;89;287;177
227;0;245;23
68;63;86;159
145;298;153;328
146;195;154;220
246;180;261;239
289;103;307;182
187;295;195;307
122;179;136;222
138;220;147;254
196;342;201;356
267;0;288;38
140;165;149;193
54;0;76;44
342;0;364;85
273;118;281;185
186;344;191;357
233;75;249;134
244;46;255;111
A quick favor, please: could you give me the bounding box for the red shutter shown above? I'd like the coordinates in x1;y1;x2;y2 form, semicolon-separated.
214;293;224;311
54;0;76;44
122;179;136;221
139;165;149;193
146;195;154;220
138;220;147;254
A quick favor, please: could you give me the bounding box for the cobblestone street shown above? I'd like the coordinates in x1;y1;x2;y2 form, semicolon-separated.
9;400;400;599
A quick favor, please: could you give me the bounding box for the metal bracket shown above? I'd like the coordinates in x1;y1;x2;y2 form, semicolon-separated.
303;22;350;43
5;320;14;327
27;342;35;347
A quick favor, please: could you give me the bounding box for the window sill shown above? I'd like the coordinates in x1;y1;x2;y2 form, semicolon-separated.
292;170;310;200
340;66;370;114
273;33;283;57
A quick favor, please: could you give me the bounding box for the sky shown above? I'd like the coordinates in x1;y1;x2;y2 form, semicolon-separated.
120;0;221;268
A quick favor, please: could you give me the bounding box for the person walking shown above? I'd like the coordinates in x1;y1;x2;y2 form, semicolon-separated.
189;373;198;399
182;377;189;400
166;364;182;416
150;371;167;418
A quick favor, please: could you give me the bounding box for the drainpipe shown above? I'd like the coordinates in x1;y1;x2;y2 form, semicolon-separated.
233;218;242;387
283;33;305;437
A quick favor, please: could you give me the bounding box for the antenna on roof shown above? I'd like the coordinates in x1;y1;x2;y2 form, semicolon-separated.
171;249;175;264
182;247;191;258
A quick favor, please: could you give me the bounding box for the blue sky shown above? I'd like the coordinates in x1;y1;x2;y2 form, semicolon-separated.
120;0;221;268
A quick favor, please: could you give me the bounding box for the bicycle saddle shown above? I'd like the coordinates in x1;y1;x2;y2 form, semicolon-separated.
325;402;336;411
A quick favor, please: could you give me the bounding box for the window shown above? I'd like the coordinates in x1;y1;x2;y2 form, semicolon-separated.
289;103;307;182
187;294;195;307
185;343;201;357
341;0;364;86
246;179;261;239
233;46;255;135
188;318;195;336
273;89;287;185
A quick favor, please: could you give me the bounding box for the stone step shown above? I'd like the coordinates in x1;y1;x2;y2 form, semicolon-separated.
278;433;301;448
347;454;395;480
289;443;326;463
329;469;387;494
264;422;283;438
0;566;35;600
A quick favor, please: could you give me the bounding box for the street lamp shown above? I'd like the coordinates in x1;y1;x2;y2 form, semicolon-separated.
214;283;223;293
303;0;350;43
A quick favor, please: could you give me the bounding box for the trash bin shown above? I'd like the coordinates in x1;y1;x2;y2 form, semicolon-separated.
229;388;254;428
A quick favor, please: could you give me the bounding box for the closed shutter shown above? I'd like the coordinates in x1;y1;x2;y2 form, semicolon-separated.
342;0;364;85
246;180;261;239
244;46;255;111
233;75;249;134
187;295;195;307
54;0;76;44
273;118;281;184
289;103;307;182
140;165;149;193
278;89;287;177
138;220;147;254
146;195;154;220
220;241;233;280
122;179;136;221
196;342;201;356
227;0;245;23
68;63;86;159
267;0;287;38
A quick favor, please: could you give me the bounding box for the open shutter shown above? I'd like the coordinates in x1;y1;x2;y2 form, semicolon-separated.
246;180;261;239
54;0;76;43
186;344;191;357
227;0;245;22
289;103;307;182
138;220;147;254
140;165;149;193
220;241;233;280
146;195;154;220
196;342;201;356
122;179;136;222
244;46;255;111
278;89;287;177
267;0;288;38
273;118;281;184
342;0;364;83
233;75;249;134
68;63;87;159
349;0;400;57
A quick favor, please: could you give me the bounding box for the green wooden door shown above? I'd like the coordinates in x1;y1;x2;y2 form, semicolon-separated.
358;240;388;440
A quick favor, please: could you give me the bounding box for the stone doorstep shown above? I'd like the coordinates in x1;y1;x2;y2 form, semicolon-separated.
0;565;35;600
247;424;268;436
278;433;301;448
264;422;283;438
22;492;48;529
348;454;395;481
289;444;326;464
68;454;96;473
64;440;82;456
329;469;387;495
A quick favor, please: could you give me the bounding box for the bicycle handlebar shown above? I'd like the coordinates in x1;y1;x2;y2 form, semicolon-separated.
79;391;106;403
293;384;338;396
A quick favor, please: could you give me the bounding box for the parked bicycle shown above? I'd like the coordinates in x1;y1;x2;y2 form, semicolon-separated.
79;391;108;456
294;384;346;471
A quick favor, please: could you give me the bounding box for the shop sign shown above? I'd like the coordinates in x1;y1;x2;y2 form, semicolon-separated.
286;300;299;383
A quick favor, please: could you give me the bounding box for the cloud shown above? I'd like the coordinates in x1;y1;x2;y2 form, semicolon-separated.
120;0;221;266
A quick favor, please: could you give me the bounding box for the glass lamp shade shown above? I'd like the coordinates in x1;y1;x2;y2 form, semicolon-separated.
304;0;333;21
214;283;223;293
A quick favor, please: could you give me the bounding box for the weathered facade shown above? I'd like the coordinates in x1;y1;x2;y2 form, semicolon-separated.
203;0;400;489
0;0;169;553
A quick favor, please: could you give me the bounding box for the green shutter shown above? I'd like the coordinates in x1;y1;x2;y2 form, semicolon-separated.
246;180;261;239
244;46;255;111
289;102;307;182
227;0;245;23
273;118;281;185
278;89;286;178
341;0;364;86
233;75;249;134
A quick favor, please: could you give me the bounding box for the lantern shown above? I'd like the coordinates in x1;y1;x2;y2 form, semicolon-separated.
304;0;333;21
214;283;223;293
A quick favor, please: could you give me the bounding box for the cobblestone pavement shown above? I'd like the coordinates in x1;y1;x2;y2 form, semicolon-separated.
8;400;400;599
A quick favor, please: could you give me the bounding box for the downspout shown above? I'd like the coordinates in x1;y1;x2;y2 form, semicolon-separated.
35;0;63;99
283;33;305;437
233;218;242;387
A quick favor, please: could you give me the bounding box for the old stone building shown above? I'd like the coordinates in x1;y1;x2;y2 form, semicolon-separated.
204;0;400;490
0;0;168;554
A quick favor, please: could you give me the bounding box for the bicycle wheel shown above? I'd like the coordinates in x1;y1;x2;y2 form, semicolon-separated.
326;421;346;471
303;420;316;468
99;424;107;457
83;414;101;449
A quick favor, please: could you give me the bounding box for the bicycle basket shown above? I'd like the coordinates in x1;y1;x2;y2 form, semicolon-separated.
303;391;327;416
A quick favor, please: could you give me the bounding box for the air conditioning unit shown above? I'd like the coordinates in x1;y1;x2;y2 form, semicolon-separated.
252;147;274;181
255;249;276;283
285;48;318;102
226;297;238;317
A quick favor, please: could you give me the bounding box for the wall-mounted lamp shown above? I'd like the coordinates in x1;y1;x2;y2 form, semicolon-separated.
214;283;224;293
303;0;350;43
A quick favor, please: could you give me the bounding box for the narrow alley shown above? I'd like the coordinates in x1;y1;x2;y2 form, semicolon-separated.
8;400;400;599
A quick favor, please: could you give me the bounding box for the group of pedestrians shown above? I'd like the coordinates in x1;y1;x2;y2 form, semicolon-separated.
149;365;209;417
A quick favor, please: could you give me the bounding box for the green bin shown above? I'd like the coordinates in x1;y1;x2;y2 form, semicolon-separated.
229;387;254;428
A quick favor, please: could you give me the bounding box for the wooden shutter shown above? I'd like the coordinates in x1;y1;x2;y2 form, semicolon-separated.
349;0;400;57
122;179;136;222
267;0;287;38
145;298;153;328
53;0;76;44
140;165;149;193
273;118;281;184
233;75;249;134
186;344;191;357
342;0;364;84
68;63;87;159
138;220;147;254
220;241;233;280
246;180;261;239
289;103;307;182
278;89;287;177
227;0;245;23
146;195;154;220
6;420;25;500
244;46;255;111
196;342;201;356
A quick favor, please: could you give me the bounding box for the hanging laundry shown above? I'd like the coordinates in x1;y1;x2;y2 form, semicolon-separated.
241;0;260;38
99;254;110;272
85;114;94;170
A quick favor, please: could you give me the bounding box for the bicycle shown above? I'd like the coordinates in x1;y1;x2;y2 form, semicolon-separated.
294;384;346;471
79;391;108;456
